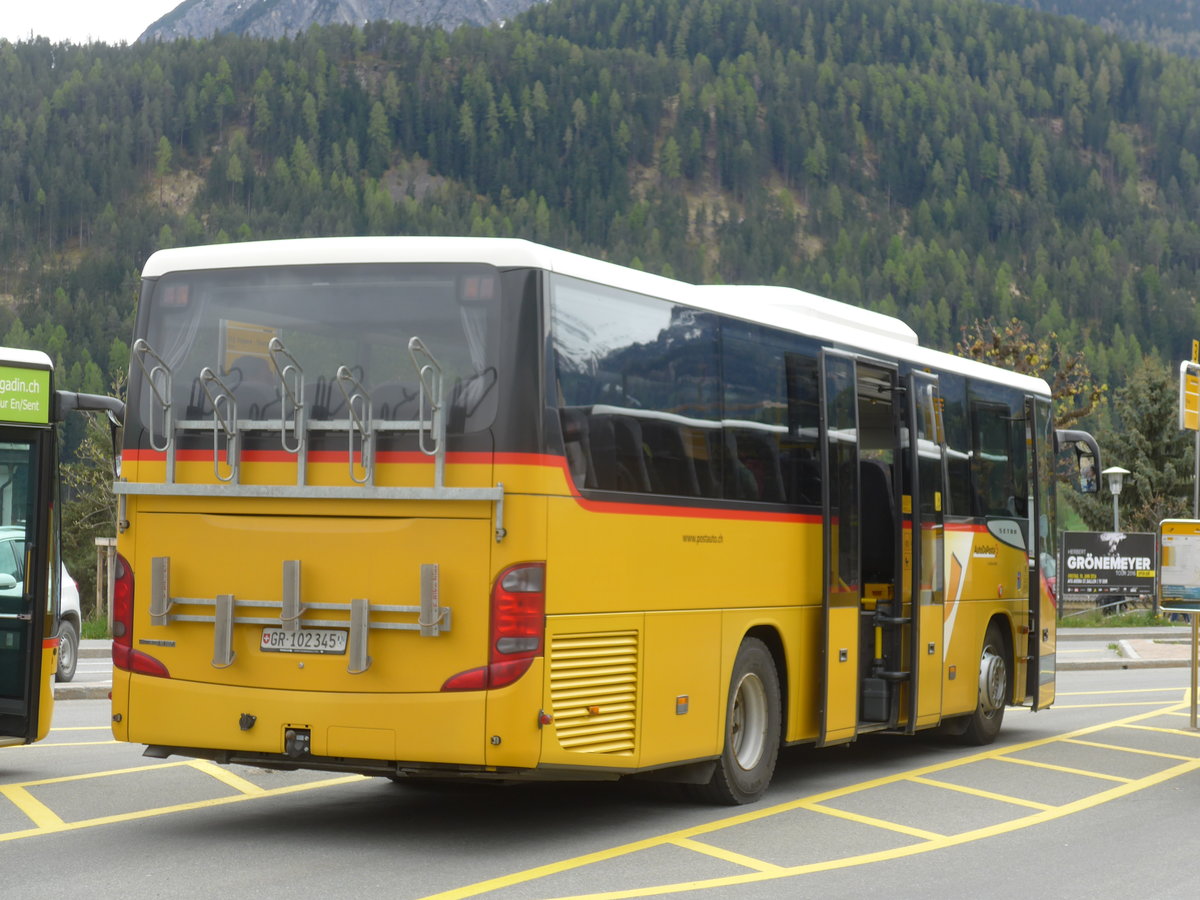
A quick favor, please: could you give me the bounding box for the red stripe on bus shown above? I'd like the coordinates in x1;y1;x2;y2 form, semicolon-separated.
121;449;818;523
43;637;59;649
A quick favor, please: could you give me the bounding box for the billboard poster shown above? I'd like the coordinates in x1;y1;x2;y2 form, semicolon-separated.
1062;531;1157;598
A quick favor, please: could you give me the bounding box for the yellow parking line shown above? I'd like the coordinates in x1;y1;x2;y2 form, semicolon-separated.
1124;723;1200;738
11;760;196;787
50;726;112;732
907;776;1053;811
0;774;363;843
0;785;65;830
1063;738;1193;761
421;701;1199;900
671;837;787;873
1060;696;1180;700
1051;702;1181;709
994;756;1132;783
800;802;943;840
4;739;121;749
188;759;266;795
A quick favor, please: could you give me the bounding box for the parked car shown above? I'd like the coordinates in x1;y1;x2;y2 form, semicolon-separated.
0;525;82;682
57;563;81;682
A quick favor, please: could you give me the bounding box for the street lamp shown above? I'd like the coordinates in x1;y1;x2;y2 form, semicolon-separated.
1102;466;1131;531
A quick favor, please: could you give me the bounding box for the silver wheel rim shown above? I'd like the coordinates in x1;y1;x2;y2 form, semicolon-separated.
59;626;75;671
978;642;1006;717
731;672;768;770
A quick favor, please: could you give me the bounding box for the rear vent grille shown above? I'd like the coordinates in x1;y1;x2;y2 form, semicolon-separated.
549;631;639;756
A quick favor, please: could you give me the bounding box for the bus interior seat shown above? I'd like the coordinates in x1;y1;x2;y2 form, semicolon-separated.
588;413;652;493
560;408;597;488
640;421;700;496
729;428;786;503
723;431;760;501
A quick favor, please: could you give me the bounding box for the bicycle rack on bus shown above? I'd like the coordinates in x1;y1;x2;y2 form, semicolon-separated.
120;338;506;542
149;558;450;673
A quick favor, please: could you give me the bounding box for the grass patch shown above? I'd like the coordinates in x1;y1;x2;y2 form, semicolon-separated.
81;618;111;640
1060;608;1185;628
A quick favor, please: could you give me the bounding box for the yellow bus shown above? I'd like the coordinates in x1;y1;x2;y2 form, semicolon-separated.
1;347;121;749
111;238;1098;803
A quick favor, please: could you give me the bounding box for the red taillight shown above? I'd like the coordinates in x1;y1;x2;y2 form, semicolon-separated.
441;562;545;691
111;553;170;678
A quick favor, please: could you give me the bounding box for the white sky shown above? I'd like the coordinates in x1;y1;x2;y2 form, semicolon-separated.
1;1;182;45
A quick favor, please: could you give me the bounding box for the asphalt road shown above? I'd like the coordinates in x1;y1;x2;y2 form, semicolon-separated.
6;664;1200;899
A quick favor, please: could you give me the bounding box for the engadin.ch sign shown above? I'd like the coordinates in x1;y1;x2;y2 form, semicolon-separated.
1062;531;1157;598
0;365;51;424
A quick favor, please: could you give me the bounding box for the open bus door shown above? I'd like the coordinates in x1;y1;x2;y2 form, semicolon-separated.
904;372;945;732
818;351;860;747
0;355;57;749
1027;397;1055;711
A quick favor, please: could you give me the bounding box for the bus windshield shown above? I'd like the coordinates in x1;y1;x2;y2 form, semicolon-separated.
133;263;501;441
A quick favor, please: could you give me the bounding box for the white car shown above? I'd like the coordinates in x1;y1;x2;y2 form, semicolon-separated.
0;526;82;682
57;563;81;682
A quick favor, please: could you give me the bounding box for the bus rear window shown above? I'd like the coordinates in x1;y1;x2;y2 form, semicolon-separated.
134;263;500;440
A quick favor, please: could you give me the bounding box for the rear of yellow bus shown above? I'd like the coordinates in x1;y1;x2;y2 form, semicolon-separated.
111;239;555;777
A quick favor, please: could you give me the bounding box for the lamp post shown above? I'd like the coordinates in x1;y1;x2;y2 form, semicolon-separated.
1102;466;1131;531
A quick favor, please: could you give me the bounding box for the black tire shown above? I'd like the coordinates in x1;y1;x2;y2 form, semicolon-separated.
957;621;1008;745
693;637;781;805
56;619;79;683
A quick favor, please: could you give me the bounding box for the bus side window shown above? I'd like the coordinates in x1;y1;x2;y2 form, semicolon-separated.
785;348;822;506
970;391;1028;518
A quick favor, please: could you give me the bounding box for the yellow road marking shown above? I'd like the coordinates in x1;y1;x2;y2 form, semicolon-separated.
420;700;1196;900
50;726;112;732
0;785;65;830
1125;724;1200;738
906;775;1053;811
188;759;266;795
12;760;196;787
994;756;1132;783
3;739;121;749
1060;696;1180;700
800;802;943;840
1063;738;1193;761
671;837;787;873
0;774;363;843
1050;702;1182;709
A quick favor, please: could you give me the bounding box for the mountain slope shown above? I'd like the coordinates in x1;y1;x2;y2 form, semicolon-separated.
1;0;1199;416
139;0;543;41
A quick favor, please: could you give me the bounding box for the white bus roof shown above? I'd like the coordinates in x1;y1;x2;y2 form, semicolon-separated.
141;237;1049;397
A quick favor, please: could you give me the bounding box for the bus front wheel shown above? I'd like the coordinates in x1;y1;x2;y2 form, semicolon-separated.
956;622;1008;745
694;637;781;805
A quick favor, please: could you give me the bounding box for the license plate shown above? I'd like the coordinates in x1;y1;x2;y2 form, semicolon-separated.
260;627;348;655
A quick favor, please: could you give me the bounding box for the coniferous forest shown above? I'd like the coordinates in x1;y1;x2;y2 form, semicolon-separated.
5;0;1200;561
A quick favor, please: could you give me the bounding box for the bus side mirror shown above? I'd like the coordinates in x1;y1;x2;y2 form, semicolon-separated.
54;391;126;479
1055;429;1101;494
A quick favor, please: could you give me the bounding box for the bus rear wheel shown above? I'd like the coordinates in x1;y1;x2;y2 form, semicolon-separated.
693;637;781;805
956;622;1008;745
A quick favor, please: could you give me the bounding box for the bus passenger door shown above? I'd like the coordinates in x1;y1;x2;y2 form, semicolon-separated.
0;432;53;747
905;373;945;732
1027;397;1055;710
818;352;860;747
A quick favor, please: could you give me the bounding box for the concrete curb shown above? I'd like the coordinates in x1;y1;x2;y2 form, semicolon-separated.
53;682;111;700
1059;658;1189;671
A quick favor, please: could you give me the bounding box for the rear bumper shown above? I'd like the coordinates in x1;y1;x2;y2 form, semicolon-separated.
113;670;493;768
